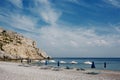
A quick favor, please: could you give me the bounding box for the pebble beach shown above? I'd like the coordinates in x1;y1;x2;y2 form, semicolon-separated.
0;61;120;80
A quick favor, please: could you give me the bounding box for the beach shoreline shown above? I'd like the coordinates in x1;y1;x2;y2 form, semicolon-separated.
0;61;120;80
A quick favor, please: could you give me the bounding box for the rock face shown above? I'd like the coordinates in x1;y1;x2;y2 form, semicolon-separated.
0;27;48;60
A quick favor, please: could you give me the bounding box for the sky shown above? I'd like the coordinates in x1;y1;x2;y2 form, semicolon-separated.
0;0;120;57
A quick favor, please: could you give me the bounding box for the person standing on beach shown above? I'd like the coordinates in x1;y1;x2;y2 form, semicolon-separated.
91;61;95;68
104;62;106;68
57;61;60;67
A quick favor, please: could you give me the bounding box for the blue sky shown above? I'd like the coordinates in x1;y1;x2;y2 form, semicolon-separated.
0;0;120;57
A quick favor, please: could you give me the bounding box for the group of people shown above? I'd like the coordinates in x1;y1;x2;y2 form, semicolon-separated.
45;60;107;69
20;59;107;69
91;61;106;68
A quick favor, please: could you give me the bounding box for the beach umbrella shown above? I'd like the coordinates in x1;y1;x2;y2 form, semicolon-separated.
57;61;60;67
91;61;95;68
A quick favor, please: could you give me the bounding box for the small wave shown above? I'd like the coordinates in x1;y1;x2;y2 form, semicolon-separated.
70;61;78;64
84;61;92;64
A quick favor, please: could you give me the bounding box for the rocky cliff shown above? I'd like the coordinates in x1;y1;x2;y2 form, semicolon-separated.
0;27;48;60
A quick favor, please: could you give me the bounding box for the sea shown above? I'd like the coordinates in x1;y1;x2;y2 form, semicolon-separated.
34;58;120;71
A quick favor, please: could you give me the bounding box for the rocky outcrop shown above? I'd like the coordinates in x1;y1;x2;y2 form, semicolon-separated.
0;27;48;60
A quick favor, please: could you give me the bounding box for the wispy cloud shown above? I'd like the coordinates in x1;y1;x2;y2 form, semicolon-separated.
0;12;37;32
8;0;23;8
38;26;118;48
103;0;120;8
33;0;61;25
31;24;120;57
67;0;80;4
10;15;37;31
0;0;120;57
115;27;120;32
111;23;120;33
0;0;61;32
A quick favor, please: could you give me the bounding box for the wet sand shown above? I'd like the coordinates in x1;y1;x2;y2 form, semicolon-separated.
0;61;120;80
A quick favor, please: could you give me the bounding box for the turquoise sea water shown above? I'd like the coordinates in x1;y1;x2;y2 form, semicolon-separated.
35;58;120;71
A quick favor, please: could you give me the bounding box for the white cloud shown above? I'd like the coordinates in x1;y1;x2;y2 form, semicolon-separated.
33;0;61;25
28;24;120;57
0;0;61;32
8;0;23;8
67;0;79;4
38;25;116;48
10;15;37;31
1;0;61;32
19;24;120;57
88;40;110;46
0;12;37;32
108;23;120;33
116;27;120;32
70;40;78;47
1;0;120;57
104;0;120;8
40;10;61;25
